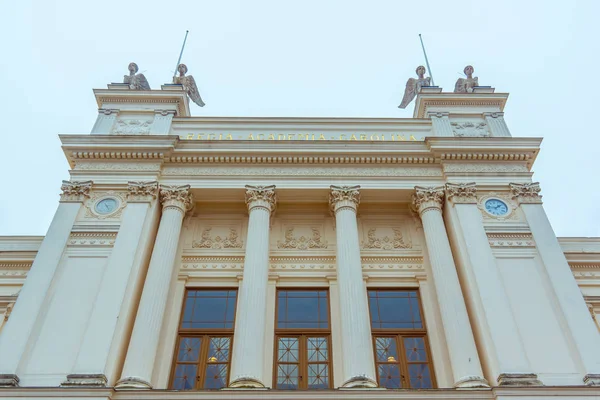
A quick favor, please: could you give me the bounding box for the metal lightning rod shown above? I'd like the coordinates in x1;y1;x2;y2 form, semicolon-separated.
173;30;190;78
418;34;435;86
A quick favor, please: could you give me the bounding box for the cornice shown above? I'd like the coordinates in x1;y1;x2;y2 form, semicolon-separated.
414;92;509;118
93;88;190;117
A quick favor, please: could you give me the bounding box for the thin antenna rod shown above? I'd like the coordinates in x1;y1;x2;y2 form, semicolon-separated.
418;34;435;86
173;30;189;78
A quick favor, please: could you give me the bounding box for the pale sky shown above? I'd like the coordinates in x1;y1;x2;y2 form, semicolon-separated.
1;0;599;237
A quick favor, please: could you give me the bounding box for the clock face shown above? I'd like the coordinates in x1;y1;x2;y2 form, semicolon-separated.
95;198;118;215
485;199;509;216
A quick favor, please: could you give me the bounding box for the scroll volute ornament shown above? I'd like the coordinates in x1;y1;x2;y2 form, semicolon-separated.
245;185;277;213
411;186;445;215
445;182;477;204
127;181;158;202
60;180;93;202
159;184;193;212
510;182;542;204
329;185;361;213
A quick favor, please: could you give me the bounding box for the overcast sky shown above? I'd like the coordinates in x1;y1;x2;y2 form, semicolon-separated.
1;0;598;237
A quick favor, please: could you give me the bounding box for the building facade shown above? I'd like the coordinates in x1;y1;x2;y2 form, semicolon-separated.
0;83;599;399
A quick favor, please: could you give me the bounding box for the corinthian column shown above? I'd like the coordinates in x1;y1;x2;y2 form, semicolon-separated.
116;185;193;389
229;185;277;388
329;185;377;388
412;187;488;388
510;183;600;386
0;180;91;387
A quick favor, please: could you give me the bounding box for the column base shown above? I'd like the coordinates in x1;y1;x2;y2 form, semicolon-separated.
229;376;266;388
454;375;490;389
0;374;19;387
115;376;152;390
341;375;378;388
61;374;107;387
497;373;543;386
584;374;600;386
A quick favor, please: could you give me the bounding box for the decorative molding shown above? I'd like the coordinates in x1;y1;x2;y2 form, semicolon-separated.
362;228;411;250
164;156;437;165
112;119;151;135
84;191;127;220
60;180;92;202
62;374;108;387
128;181;158;202
0;374;19;387
443;163;529;173
245;185;277;213
277;227;328;250
445;182;477;204
487;233;535;248
71;151;164;160
97;96;185;116
497;373;543;387
68;232;117;247
192;227;243;249
440;153;531;161
510;182;543;204
329;185;360;214
160;184;193;212
163;166;442;177
451;121;490;137
477;192;519;221
75;162;162;171
412;186;444;215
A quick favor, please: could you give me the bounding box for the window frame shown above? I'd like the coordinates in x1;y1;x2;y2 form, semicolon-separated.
273;288;333;390
368;289;436;389
169;288;238;390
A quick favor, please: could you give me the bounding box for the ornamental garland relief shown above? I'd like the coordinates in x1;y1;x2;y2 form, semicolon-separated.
277;227;328;250
112;119;151;135
361;227;412;250
192;227;243;249
451;121;490;137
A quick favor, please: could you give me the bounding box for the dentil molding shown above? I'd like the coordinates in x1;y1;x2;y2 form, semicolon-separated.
67;232;117;247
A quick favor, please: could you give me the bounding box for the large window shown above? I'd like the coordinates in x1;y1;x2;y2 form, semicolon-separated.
170;289;237;390
368;289;435;389
274;289;332;390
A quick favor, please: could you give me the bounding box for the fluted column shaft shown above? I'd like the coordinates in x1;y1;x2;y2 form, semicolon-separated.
229;185;276;388
116;185;192;389
329;186;377;388
0;181;91;387
412;186;488;388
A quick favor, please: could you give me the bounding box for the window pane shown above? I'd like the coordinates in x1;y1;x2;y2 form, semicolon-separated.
307;337;328;362
173;364;197;390
404;337;428;362
177;337;202;362
277;290;329;329
278;337;299;362
408;363;432;388
375;337;398;363
207;337;231;363
277;364;299;389
203;363;229;389
368;290;423;329
307;364;329;389
181;290;237;329
377;364;402;388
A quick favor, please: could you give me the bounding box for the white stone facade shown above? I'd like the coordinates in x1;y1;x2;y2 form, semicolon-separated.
0;86;599;399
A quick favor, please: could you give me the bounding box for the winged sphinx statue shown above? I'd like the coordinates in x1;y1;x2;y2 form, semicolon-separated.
398;66;431;109
454;65;479;93
173;63;205;107
123;62;150;90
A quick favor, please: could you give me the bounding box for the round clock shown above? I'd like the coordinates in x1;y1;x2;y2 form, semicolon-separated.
95;198;118;215
484;198;509;216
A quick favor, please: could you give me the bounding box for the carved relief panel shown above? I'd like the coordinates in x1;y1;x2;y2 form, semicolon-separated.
110;112;154;135
271;217;334;254
358;214;421;256
449;118;490;137
182;215;247;255
76;190;127;226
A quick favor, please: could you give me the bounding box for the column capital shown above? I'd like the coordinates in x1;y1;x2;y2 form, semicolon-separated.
98;108;119;116
245;185;277;213
329;185;360;214
483;111;505;118
127;181;159;203
509;182;542;204
154;109;177;116
159;184;193;212
445;182;477;204
60;180;93;203
427;111;450;118
412;186;445;215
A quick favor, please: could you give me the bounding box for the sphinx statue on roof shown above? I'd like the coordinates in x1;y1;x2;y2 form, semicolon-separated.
398;66;432;109
123;62;150;90
173;63;205;107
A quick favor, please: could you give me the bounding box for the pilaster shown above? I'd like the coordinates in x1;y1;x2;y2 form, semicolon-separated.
428;112;453;137
329;186;378;389
484;112;511;137
91;109;119;134
412;186;488;389
150;110;176;135
511;183;600;386
229;185;277;388
0;180;91;387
